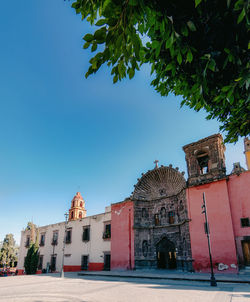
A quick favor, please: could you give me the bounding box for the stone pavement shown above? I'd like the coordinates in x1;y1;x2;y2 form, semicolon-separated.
78;269;250;284
0;272;250;302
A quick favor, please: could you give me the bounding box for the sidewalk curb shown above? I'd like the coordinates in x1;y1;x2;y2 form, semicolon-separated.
78;272;250;284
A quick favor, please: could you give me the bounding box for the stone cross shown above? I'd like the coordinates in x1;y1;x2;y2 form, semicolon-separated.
154;160;159;169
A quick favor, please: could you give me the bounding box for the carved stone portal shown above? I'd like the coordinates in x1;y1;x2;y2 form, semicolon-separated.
132;165;193;271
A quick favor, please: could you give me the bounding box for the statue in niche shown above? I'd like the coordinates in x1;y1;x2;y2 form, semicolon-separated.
160;207;166;218
178;200;184;211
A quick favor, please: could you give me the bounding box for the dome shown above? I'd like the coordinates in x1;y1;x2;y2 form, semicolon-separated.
72;192;84;201
132;165;186;201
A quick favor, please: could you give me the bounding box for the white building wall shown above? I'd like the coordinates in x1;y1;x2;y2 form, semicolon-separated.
17;209;111;272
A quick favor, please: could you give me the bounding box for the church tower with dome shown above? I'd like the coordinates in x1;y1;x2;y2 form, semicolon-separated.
68;192;86;221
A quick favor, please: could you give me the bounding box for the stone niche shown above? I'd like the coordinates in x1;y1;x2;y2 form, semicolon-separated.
132;165;193;271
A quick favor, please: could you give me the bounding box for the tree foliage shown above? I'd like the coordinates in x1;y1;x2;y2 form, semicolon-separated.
24;243;39;275
71;0;249;142
24;222;39;274
0;234;18;267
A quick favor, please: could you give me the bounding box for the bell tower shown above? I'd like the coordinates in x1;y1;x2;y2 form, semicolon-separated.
244;137;250;170
68;192;87;221
183;134;226;186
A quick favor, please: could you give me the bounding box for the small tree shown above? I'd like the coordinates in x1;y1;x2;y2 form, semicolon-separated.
24;222;39;274
24;244;39;274
0;234;18;268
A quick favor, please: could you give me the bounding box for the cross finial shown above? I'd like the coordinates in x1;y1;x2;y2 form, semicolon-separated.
154;160;159;169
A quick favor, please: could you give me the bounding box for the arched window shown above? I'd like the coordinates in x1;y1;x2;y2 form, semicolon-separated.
80;202;83;208
79;212;82;219
72;201;75;207
71;212;74;219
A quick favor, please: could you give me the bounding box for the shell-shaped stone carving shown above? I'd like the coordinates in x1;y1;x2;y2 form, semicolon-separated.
132;166;186;201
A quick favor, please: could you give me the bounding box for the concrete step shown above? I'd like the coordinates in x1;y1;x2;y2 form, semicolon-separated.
239;266;250;275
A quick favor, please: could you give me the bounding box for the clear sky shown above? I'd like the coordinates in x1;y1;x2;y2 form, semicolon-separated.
0;1;247;245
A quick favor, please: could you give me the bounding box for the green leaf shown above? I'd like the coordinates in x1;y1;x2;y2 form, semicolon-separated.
91;43;97;52
237;8;245;23
94;28;106;41
113;75;118;83
166;63;172;71
83;42;90;49
195;0;202;7
83;34;94;42
221;86;231;92
187;21;196;32
128;68;135;79
152;41;160;49
165;34;174;49
208;59;216;71
181;26;188;37
132;34;141;60
177;52;182;65
155;43;161;57
186;50;193;63
95;19;107;26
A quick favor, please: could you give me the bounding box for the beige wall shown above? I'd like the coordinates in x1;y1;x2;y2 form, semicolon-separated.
17;208;111;272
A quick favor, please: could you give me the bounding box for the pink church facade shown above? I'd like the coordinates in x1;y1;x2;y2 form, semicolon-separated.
111;135;250;273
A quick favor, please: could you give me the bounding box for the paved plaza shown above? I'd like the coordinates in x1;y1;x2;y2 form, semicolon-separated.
0;272;250;302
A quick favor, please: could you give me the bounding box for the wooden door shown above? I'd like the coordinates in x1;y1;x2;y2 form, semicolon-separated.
242;241;250;265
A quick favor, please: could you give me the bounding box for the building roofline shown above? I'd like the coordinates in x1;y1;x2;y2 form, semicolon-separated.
183;133;223;150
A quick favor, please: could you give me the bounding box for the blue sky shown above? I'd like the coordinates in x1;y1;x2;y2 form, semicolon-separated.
0;1;247;245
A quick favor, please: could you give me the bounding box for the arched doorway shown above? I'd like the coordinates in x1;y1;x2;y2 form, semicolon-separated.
156;237;177;269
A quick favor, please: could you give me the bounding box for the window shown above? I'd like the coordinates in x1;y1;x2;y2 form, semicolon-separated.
65;228;72;244
80;202;83;207
241;218;250;227
52;231;58;245
81;255;88;270
196;151;209;174
154;214;160;226
25;236;30;248
82;226;90;241
39;233;45;246
71;212;74;219
79;212;82;219
168;211;175;224
103;224;111;239
38;255;43;270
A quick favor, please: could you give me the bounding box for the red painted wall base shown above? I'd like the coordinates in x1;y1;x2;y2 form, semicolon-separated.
88;263;104;271
64;265;81;272
63;263;104;272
